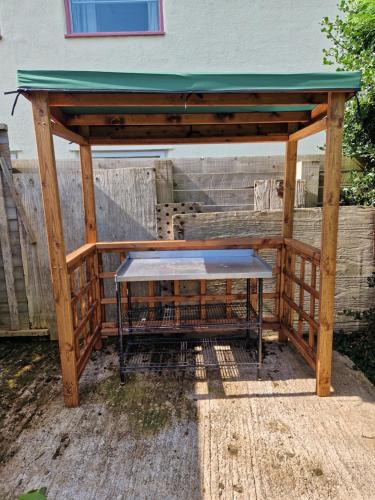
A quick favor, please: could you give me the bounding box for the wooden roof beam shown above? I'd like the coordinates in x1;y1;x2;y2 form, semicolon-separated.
288;117;327;142
311;103;328;120
89;135;289;145
51;121;88;145
48;92;328;108
65;110;311;127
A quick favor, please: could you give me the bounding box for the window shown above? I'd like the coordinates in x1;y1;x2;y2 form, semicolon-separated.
65;0;163;36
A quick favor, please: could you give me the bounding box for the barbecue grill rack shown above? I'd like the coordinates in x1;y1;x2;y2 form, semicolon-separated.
121;302;258;334
121;335;260;373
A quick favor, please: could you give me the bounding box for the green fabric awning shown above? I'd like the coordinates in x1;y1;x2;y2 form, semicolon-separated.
17;70;362;93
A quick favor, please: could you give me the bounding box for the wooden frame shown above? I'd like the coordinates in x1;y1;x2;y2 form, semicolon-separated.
24;86;348;406
31;92;78;407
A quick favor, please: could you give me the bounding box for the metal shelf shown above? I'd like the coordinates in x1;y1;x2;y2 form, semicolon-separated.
122;302;258;334
121;335;260;373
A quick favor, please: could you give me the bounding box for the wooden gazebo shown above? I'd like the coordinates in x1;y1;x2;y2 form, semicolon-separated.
17;70;361;407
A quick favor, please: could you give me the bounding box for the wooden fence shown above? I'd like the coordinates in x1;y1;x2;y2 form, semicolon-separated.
0;126;35;334
174;206;375;331
0;155;372;337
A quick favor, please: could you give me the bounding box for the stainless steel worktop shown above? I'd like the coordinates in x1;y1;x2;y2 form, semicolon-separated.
115;249;272;282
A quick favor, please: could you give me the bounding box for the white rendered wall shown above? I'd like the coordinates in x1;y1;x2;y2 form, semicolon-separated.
0;0;337;159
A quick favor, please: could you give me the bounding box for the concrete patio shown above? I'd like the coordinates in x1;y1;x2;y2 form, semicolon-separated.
0;340;374;500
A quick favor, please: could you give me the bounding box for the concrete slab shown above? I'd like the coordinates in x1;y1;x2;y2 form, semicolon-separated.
0;342;374;500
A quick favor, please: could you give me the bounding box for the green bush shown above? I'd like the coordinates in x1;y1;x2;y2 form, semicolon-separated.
321;0;375;206
335;273;375;383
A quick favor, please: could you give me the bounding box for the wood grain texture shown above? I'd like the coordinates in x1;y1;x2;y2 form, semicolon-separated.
79;145;97;243
174;188;254;206
14;165;157;336
316;93;345;397
0;158;36;244
280;140;298;341
254;179;305;210
31;92;78;407
289;117;327;142
154;159;174;203
0;170;20;329
0;127;29;331
48;90;327;107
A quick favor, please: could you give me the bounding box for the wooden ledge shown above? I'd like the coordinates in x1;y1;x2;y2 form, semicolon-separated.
66;243;96;270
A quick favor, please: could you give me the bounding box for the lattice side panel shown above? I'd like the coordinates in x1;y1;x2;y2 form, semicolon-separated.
281;242;321;368
68;248;101;377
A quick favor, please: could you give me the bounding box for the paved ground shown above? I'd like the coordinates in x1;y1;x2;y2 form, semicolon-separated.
0;339;374;500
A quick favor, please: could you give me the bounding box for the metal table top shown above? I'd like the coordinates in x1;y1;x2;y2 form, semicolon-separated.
115;249;272;282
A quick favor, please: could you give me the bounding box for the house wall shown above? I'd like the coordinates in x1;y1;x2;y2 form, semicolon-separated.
0;0;338;159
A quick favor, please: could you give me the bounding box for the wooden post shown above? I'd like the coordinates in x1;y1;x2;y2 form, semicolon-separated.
79;145;102;349
316;92;345;396
282;140;298;239
79;144;97;243
31;92;79;407
279;140;298;341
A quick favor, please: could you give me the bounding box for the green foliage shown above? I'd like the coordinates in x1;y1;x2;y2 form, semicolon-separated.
336;273;375;383
341;168;375;205
18;488;47;500
321;0;375;205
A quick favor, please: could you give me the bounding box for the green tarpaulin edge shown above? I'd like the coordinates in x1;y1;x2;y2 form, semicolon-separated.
17;70;362;93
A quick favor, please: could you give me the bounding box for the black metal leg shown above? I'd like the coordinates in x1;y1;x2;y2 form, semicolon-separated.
246;278;251;349
127;282;132;330
156;280;162;320
257;278;263;380
117;282;125;384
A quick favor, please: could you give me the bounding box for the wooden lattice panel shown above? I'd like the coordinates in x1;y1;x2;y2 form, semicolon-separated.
156;202;202;240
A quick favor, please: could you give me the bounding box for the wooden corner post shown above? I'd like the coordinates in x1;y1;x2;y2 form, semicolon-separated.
279;139;298;341
316;92;345;396
79;144;97;243
31;92;79;407
79;144;102;349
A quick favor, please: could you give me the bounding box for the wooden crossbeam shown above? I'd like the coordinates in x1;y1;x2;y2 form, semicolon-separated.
65;110;311;126
48;92;328;108
95;237;283;252
288;117;327;142
311;103;328;120
89;135;289;145
86;123;289;144
0;328;49;337
51;121;88;145
50;107;68;125
87;123;287;136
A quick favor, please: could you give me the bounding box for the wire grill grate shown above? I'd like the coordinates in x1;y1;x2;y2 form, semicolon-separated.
123;302;257;332
122;335;259;372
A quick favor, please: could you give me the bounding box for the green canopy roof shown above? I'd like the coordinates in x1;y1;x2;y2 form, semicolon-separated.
17;70;362;93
